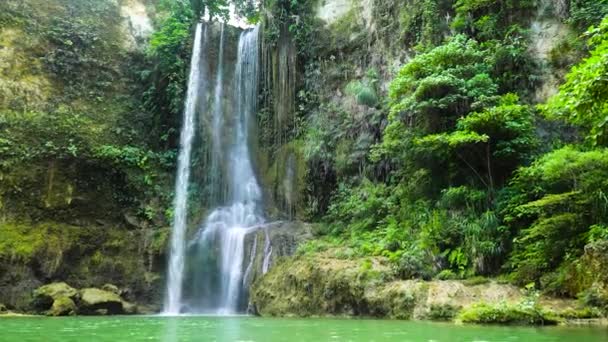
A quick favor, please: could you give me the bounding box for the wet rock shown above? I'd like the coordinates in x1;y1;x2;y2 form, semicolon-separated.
242;221;313;292
48;296;76;316
79;288;124;315
32;282;78;311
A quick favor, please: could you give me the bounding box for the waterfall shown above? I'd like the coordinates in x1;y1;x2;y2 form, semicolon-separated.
164;23;206;315
162;24;263;315
199;25;263;314
164;21;264;315
209;23;225;204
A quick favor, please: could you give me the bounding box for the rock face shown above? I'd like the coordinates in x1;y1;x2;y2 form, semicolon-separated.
242;221;313;310
120;0;153;49
250;252;585;321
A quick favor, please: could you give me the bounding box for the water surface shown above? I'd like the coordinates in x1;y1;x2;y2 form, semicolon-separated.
1;316;606;341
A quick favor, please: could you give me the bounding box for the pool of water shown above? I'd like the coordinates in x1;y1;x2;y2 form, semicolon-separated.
0;315;606;341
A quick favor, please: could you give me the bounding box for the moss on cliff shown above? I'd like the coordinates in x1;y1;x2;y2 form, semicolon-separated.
0;221;163;310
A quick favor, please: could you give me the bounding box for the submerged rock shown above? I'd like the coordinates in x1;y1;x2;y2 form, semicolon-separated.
79;288;124;315
32;282;79;311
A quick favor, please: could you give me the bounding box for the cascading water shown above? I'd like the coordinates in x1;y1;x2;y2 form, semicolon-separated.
209;23;225;204
164;23;206;315
196;25;263;314
165;24;264;315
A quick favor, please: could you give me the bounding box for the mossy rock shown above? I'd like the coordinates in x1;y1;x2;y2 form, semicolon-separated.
79;288;124;315
0;303;7;313
101;284;120;295
47;296;76;316
32;282;78;311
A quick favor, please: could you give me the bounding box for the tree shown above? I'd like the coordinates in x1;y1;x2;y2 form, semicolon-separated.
545;17;608;147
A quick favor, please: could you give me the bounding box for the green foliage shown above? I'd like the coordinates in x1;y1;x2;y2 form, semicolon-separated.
425;304;460;321
345;81;378;108
326;179;390;235
462;276;490;286
504;147;608;285
452;0;535;40
420;94;536;189
42;2;123;96
387;35;497;133
568;0;608;31
458;301;561;325
320;31;542;280
545;18;608;147
146;2;193;127
262;0;320;58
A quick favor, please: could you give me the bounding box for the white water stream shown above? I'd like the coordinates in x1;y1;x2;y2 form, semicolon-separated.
164;23;206;315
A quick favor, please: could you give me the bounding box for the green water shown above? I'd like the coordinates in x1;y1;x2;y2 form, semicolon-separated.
0;316;606;341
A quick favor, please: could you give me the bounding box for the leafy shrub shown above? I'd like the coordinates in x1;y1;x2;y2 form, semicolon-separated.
504;147;608;285
345;81;378;107
462;276;490;286
436;269;459;280
393;247;437;280
458;302;560;325
326;179;390;234
568;0;608;31
452;0;535;40
545;17;608;147
425;304;461;321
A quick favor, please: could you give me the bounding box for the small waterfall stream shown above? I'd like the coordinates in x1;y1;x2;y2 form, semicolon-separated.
164;24;268;315
164;23;205;316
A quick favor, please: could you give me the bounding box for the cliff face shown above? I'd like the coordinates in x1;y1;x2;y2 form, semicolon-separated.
0;0;169;310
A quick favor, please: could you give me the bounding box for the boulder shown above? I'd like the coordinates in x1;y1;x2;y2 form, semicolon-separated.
32;282;78;311
0;303;7;313
122;300;138;314
79;288;124;315
101;284;120;295
242;221;313;291
48;296;76;316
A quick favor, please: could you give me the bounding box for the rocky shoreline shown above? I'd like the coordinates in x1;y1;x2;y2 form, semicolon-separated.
249;251;608;326
0;282;152;317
